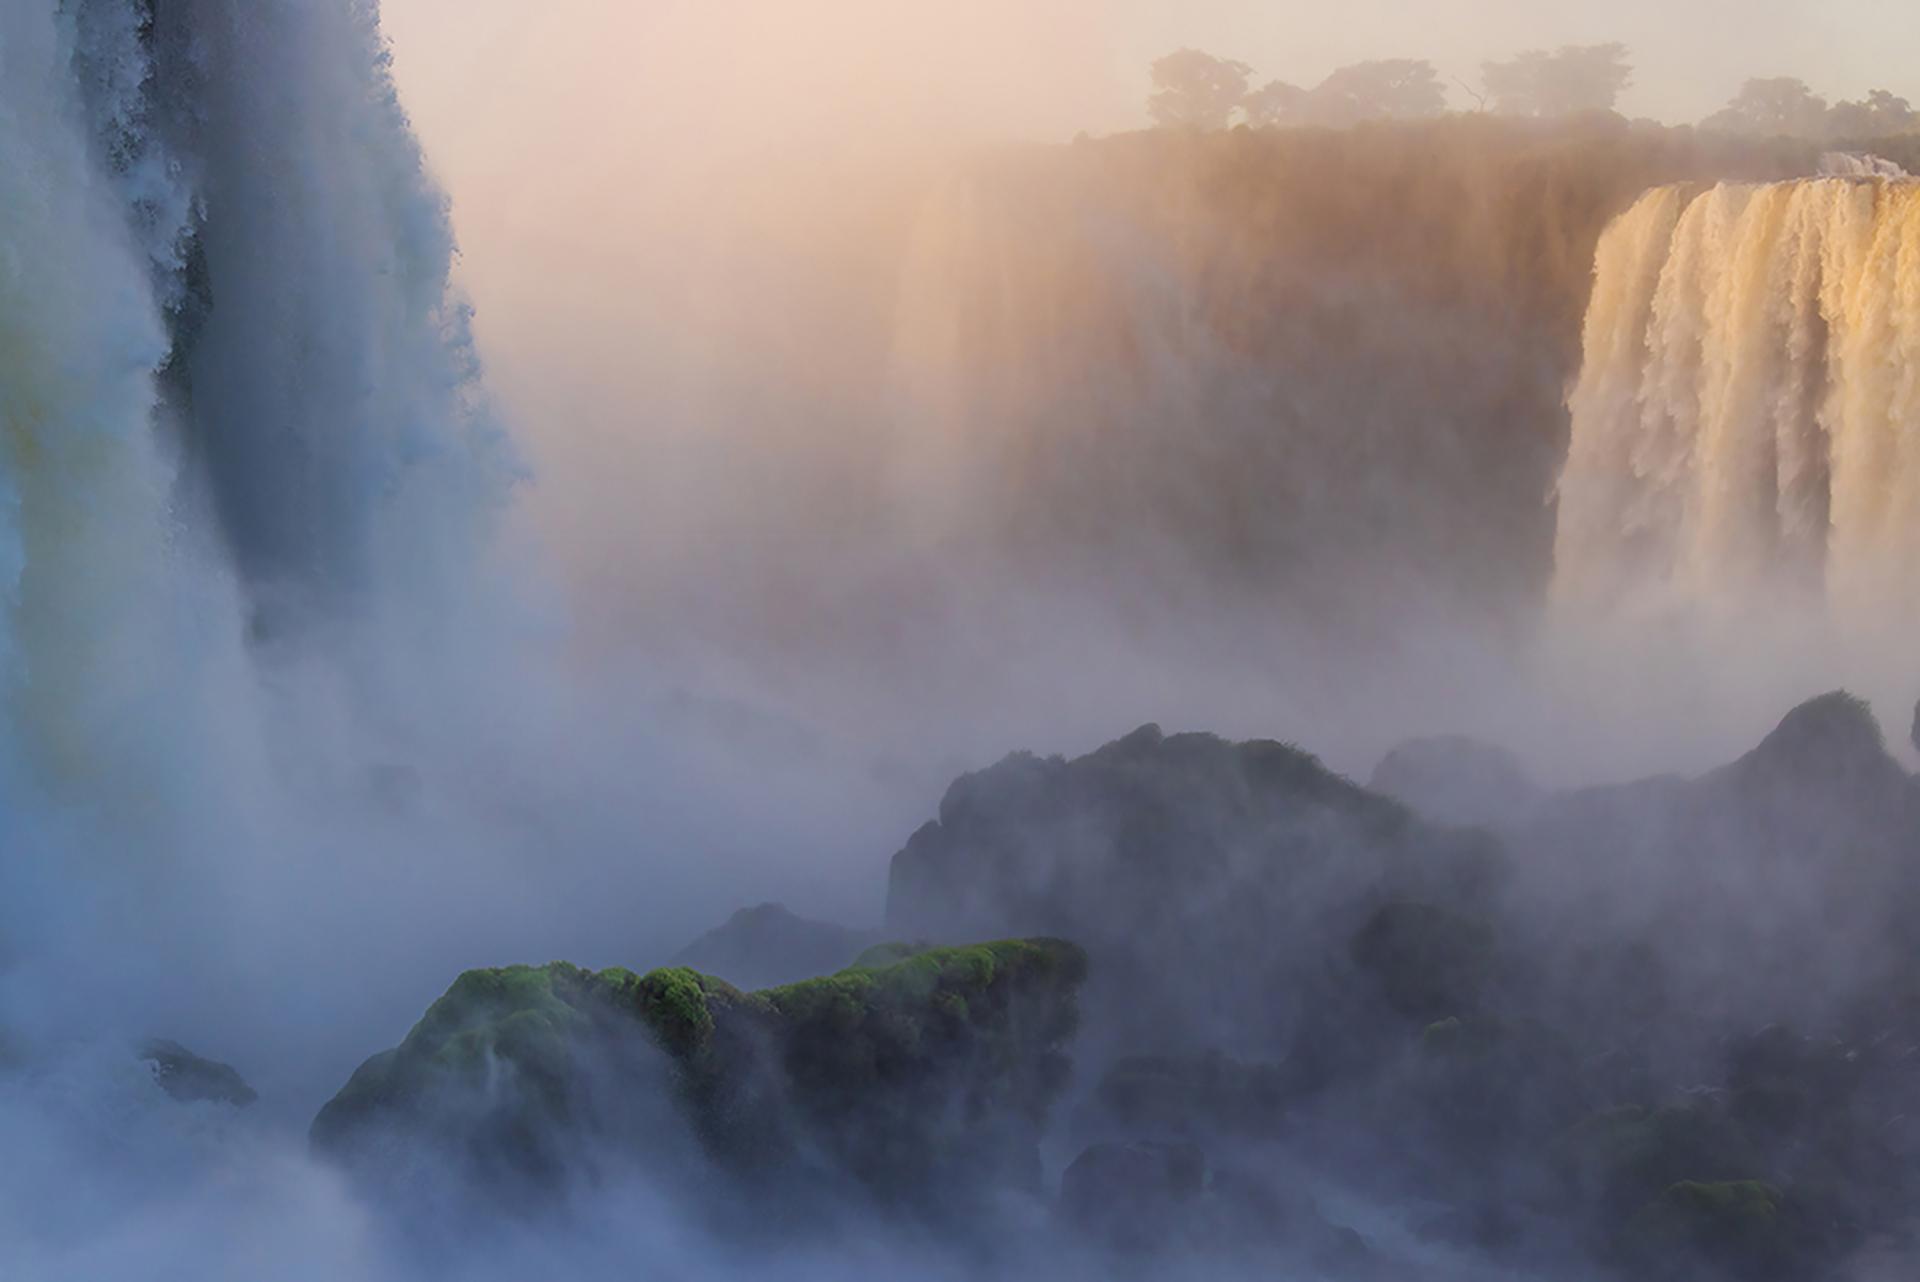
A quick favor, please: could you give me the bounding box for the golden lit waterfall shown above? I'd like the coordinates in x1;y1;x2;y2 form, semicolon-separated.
1555;177;1920;628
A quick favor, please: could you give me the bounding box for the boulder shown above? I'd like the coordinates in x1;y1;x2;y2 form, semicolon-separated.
1520;692;1920;1033
1614;1180;1816;1280
1349;900;1496;1021
886;724;1505;1056
312;938;1088;1213
138;1039;257;1107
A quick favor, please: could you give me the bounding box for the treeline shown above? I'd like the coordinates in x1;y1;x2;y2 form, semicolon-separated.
1703;80;1916;141
1147;45;1631;130
1148;46;1918;142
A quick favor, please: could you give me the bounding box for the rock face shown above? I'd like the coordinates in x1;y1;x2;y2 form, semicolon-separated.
949;692;1919;1281
310;689;1920;1277
892;120;1837;642
886;724;1503;1056
669;902;877;990
312;939;1087;1213
1349;900;1496;1021
138;1039;257;1107
1369;734;1541;828
1615;1180;1812;1282
1520;691;1920;1032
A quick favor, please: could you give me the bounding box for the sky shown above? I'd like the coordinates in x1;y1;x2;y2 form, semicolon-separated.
382;0;1920;144
1107;0;1916;123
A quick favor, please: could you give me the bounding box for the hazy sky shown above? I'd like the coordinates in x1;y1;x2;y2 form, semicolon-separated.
1109;0;1917;123
384;0;1920;141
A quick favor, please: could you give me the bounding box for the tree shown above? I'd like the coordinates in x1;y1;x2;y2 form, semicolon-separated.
1482;44;1632;117
1827;88;1916;139
1147;49;1253;130
1702;78;1831;137
1241;79;1307;127
1303;59;1446;126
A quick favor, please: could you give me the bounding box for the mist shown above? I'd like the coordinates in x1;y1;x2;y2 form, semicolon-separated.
7;2;1920;1280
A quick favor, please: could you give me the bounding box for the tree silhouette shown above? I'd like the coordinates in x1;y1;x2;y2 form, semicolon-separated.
1304;60;1446;126
1702;78;1831;136
1148;49;1253;130
1482;44;1632;117
1242;79;1308;127
1828;89;1917;139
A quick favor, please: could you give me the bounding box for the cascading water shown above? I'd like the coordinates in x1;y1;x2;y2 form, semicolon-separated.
0;0;510;793
0;0;530;1073
1554;175;1920;635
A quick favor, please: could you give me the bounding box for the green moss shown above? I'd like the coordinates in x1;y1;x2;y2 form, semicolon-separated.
1661;1180;1784;1220
1618;1181;1797;1278
1553;1102;1772;1237
761;939;1083;1029
630;967;718;1055
313;937;1091;1200
312;962;608;1153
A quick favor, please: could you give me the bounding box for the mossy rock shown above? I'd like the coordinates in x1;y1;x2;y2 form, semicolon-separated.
848;940;936;969
1615;1181;1816;1280
312;938;1088;1206
1552;1102;1767;1222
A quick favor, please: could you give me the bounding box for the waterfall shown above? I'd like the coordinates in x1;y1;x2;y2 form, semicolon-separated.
0;0;511;789
1554;176;1920;632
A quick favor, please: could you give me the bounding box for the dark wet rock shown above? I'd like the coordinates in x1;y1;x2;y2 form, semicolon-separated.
138;1039;257;1107
670;902;877;990
1613;1180;1826;1281
1520;691;1920;1032
1370;734;1541;828
887;724;1506;1056
1553;1100;1765;1224
1350;900;1496;1021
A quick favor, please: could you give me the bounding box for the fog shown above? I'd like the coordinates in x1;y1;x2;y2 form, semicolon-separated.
375;2;1920;783
6;1;1920;1280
